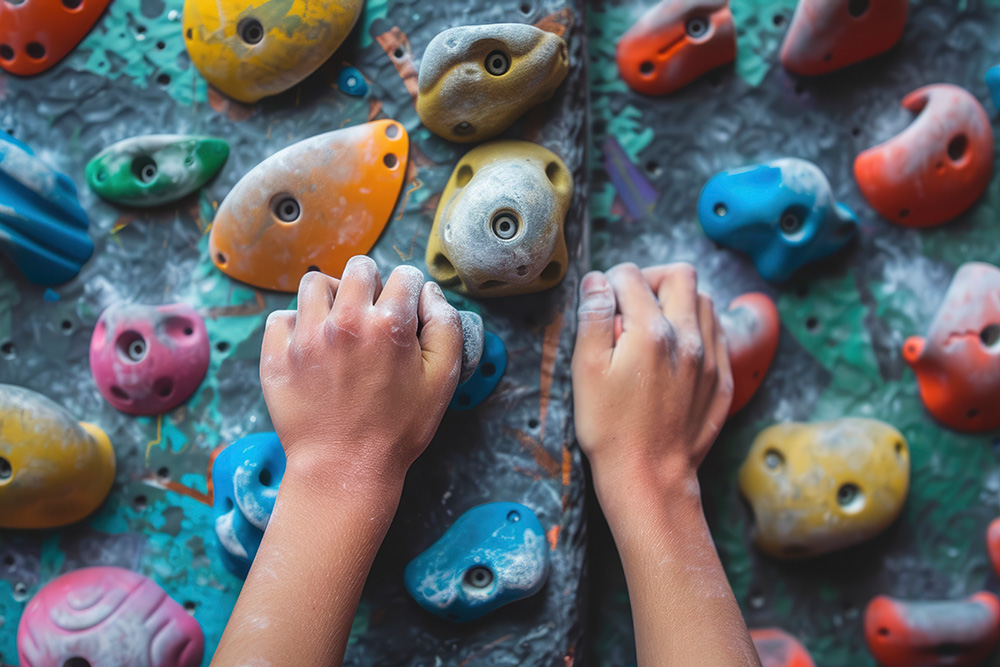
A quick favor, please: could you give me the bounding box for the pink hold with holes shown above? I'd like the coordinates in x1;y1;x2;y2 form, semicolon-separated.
89;303;210;415
17;566;204;667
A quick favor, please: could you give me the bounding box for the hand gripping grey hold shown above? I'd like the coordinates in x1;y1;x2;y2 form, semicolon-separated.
458;311;485;383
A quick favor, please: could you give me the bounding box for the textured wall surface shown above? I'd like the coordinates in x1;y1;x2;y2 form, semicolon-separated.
0;1;589;664
586;0;1000;664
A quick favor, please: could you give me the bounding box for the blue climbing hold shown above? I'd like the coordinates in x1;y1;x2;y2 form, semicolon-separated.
450;331;506;411
986;65;1000;113
211;432;286;578
697;158;858;283
338;66;369;97
0;132;94;285
404;502;550;622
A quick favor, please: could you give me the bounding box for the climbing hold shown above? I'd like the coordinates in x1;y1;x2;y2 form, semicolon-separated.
986;66;1000;113
338;66;369;96
989;518;1000;579
902;262;1000;432
210;120;408;292
855;84;993;228
616;0;736;96
751;628;815;667
720;293;780;415
0;0;111;76
85;135;229;207
864;593;1000;667
404;502;549;622
416;24;569;143
426;140;572;297
90;303;210;416
182;0;363;103
458;311;485;384
698;158;858;283
0;384;115;529
451;331;507;411
211;432;286;578
0;132;93;285
780;0;907;76
17;566;204;667
738;418;909;559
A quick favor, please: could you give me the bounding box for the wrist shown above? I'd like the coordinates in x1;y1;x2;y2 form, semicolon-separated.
282;444;406;509
592;458;702;525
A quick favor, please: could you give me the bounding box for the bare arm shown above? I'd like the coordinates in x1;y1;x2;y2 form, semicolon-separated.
571;263;760;667
213;256;463;666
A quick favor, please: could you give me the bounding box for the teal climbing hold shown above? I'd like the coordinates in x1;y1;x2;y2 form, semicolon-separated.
338;66;369;96
451;330;506;411
0;132;93;285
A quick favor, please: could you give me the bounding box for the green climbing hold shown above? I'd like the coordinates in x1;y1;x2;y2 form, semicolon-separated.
85;135;229;207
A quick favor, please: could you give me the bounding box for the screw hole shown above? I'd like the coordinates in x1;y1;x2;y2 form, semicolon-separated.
948;134;968;162
685;17;709;38
183;600;196;613
216;341;230;353
1;341;15;358
507;510;521;522
714;203;727;217
848;0;870;17
238;18;264;45
25;42;45;60
836;483;864;512
463;565;494;590
806;316;819;331
133;495;148;511
764;448;784;469
528;418;539;429
153;377;174;398
639;61;654;75
259;467;273;486
272;195;301;223
393;47;404;58
111;386;129;400
480;362;496;378
0;457;11;482
484;50;510;76
62;659;91;667
157;466;170;480
385;123;400;139
383;153;398;169
981;324;1000;348
0;45;13;61
216;252;227;266
491;211;519;240
156;73;170;86
772;14;785;26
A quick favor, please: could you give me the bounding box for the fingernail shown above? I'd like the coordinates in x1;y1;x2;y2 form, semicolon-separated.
581;271;610;296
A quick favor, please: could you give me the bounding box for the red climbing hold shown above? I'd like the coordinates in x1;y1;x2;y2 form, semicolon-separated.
865;593;1000;667
780;0;907;76
751;628;815;667
855;84;994;228
722;293;780;416
987;518;1000;579
0;0;111;76
617;0;736;96
903;262;1000;433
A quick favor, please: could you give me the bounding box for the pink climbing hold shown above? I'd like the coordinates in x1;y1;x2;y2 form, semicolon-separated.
89;303;210;416
17;566;204;667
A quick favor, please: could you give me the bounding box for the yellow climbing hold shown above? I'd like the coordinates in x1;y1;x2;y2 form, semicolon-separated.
182;0;364;103
738;418;909;559
0;384;116;529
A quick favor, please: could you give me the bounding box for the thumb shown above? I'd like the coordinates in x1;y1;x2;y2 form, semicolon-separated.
574;271;616;370
418;281;464;391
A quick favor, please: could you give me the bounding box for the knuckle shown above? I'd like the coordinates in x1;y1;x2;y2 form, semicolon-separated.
670;262;697;281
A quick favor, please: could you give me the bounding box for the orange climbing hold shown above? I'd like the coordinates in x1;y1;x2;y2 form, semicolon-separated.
855;84;993;228
0;0;111;76
209;120;409;292
751;628;815;667
780;0;907;76
988;518;1000;578
903;262;1000;433
865;593;1000;667
617;0;736;96
721;293;780;416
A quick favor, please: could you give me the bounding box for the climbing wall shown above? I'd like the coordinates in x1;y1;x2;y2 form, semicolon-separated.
0;1;589;664
586;0;1000;664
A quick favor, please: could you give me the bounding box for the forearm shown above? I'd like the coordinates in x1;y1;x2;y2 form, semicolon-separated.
212;457;403;667
596;468;760;667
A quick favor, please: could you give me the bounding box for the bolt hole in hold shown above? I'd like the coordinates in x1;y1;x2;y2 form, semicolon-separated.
157;466;170;480
186;28;193;40
981;324;1000;348
779;208;804;234
259;467;272;486
62;659;91;667
238;18;264;45
480;362;496;378
772;13;785;26
806;316;819;331
528;418;540;429
837;483;865;513
393;47;404;58
183;600;196;613
463;565;494;590
453;121;474;137
646;160;660;176
485;50;511;76
61;0;83;8
110;386;129;400
0;456;11;482
117;331;147;363
895;440;905;456
714;203;727;217
225;497;234;511
520;1;531;13
763;448;784;470
878;627;889;637
26;42;45;60
686;16;709;38
1;341;14;358
307;265;320;273
216;341;230;353
385;123;400;139
848;0;870;18
133;494;148;511
948;134;968;163
153;377;173;398
383;153;399;169
639;60;654;75
507;510;521;522
60;319;73;332
0;45;13;61
491;211;519;240
131;156;158;184
216;252;227;266
272;195;301;223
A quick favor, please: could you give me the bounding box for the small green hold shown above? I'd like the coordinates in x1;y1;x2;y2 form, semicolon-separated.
85;135;229;207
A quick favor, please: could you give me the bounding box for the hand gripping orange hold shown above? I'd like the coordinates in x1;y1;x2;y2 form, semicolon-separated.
616;0;736;96
865;593;1000;667
0;0;111;76
209;120;409;292
750;628;815;667
855;84;994;228
720;293;780;416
